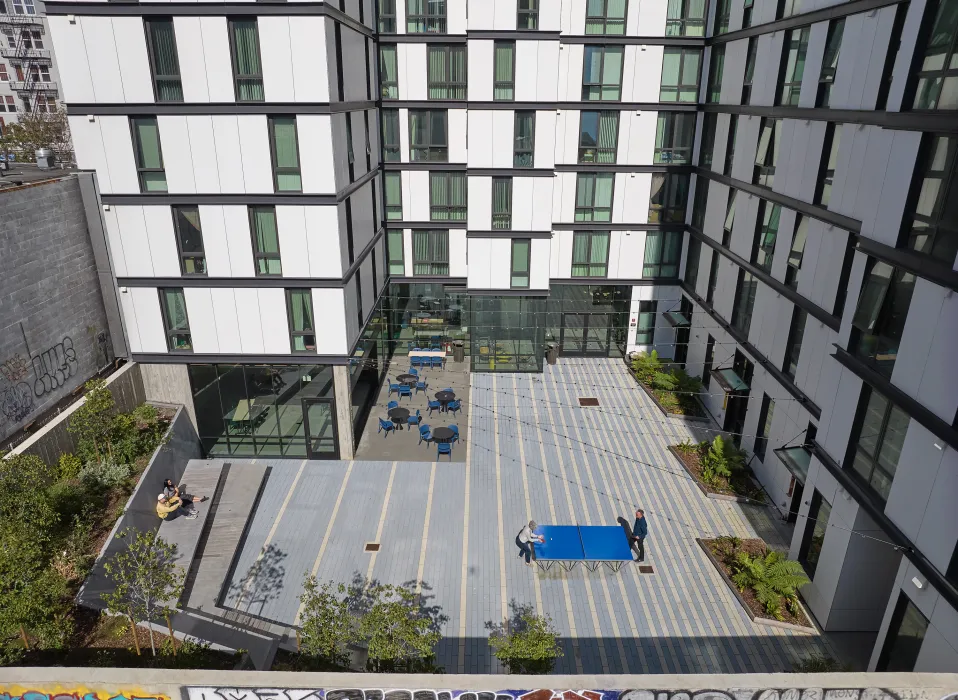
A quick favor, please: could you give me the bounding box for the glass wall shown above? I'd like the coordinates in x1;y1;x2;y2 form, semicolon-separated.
546;284;631;357
471;296;546;372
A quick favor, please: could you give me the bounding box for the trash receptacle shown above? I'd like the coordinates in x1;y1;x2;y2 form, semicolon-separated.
546;344;558;365
452;340;465;363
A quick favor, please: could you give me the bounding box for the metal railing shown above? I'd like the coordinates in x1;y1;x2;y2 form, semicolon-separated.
9;80;57;92
0;46;49;59
0;13;44;25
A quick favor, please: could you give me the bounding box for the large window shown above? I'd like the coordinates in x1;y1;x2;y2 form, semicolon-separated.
660;48;701;102
379;0;397;33
815;123;840;206
911;0;958;110
582;46;623;100
574;173;614;221
684;235;702;288
579;111;619;163
380;45;398;99
429;172;467;221
410;109;448;161
131;117;167;193
730;269;757;335
428;45;466;99
518;0;539;29
494;42;515;101
635;300;656;344
714;0;731;33
849;260;915;377
382;109;401;162
666;0;705;35
752;201;781;273
268;117;301;193
754;118;781;187
144;19;183;102
387;230;405;274
12;0;36;14
172;206;206;276
723;189;736;245
707;45;725;102
412;230;449;275
407;0;446;33
783;307;806;379
817;19;845;107
286;289;316;353
585;0;627;34
798;490;831;578
511;239;531;288
725;114;738;175
742;38;757;103
385;172;403;220
492;177;513;229
691;178;709;230
743;0;754;26
648;174;689;223
572;231;610;276
754;395;774;460
847;387;909;503
514;111;535;167
159;288;191;352
654;112;695;164
785;215;807;289
777;27;809;105
706;251;719;303
904;134;958;264
877;594;930;672
700;113;717;168
643;230;682;277
229;19;264;102
250;206;282;276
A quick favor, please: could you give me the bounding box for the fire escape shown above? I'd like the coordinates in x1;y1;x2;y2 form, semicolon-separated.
0;9;56;114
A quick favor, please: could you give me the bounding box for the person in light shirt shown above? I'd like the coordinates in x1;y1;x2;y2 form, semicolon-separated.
515;520;544;567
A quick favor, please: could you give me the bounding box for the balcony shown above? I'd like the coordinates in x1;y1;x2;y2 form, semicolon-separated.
0;47;50;60
0;13;44;26
9;80;57;92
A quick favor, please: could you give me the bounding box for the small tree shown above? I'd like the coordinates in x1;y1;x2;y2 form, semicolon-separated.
101;527;184;656
358;584;440;671
0;453;58;534
731;549;809;620
298;576;353;667
0;108;73;163
0;527;67;653
68;379;117;461
488;609;563;674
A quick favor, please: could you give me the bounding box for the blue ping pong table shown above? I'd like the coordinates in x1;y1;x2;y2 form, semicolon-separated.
532;525;634;572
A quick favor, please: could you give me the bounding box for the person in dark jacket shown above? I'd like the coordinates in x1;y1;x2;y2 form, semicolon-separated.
631;509;648;562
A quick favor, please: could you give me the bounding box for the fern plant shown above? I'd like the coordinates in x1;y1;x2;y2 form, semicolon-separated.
652;371;678;391
730;550;810;621
631;350;662;385
701;435;732;484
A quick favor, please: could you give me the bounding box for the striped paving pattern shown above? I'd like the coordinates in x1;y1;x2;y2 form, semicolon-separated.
222;358;828;673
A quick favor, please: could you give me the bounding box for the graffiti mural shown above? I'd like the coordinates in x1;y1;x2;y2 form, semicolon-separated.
0;353;30;383
0;380;33;423
31;335;78;397
0;690;168;700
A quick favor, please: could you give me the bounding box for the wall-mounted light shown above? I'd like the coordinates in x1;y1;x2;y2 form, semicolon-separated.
911;576;925;590
67;14;76;23
88;115;95;122
103;204;110;211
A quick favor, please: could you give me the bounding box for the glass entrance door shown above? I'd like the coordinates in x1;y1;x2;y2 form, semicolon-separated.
560;313;611;355
303;398;339;459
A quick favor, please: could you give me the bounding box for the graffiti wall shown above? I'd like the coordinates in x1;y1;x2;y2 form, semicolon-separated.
0;690;167;700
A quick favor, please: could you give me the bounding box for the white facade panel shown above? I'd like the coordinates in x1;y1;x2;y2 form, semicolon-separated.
277;206;310;278
468;175;492;230
289;17;330;102
81;17;125;102
115;206;153;277
211;116;246;193
449;230;468;277
173;18;210;102
69;117;112;192
259;17;296;102
186;116;221;193
467;40;494;102
222;206;256;276
491;110;514;168
636;0;667;34
529;238;550;289
237;115;273;193
305;206;343;278
466;238;492;288
102;209;127;278
198;206;231;276
298;115;336;194
129;288;166;353
184;288;219;354
400;44;428;101
199;17;235;103
234;288;265;353
158;116;196;194
468;110;494;168
534;110;557;168
143;206;181;277
515;41;539;102
99;116;140;194
531;179;554;231
47;16;95;103
118;290;142;354
448;109;468;162
113;17;155;103
407;171;431;221
210;288;242;353
259;288;292;355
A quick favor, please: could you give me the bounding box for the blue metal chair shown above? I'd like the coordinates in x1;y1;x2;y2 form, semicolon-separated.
437;442;452;461
387;400;399;410
408;367;419;376
411;356;422;369
447;399;461;416
398;384;412;400
448;424;459;444
418;424;432;446
388;382;401;397
407;408;421;428
415;377;428;394
431;356;443;370
442;387;453;393
427;400;442;417
378;418;395;437
412;347;422;352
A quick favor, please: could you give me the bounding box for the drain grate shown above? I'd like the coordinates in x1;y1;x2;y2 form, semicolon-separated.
578;397;599;407
638;565;654;574
364;543;381;552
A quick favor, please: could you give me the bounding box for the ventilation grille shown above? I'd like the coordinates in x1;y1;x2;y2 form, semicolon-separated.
578;397;599;407
364;543;381;552
638;565;654;574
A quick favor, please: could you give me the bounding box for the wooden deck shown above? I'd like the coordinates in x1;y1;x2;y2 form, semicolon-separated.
157;461;224;575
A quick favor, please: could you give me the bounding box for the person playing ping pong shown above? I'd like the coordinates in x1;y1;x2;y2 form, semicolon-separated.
516;519;545;567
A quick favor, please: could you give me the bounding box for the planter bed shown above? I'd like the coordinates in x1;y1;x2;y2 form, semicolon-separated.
697;537;817;633
668;444;765;503
630;370;711;423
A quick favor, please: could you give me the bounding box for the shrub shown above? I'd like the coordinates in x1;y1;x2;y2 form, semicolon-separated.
701;435;745;485
52;515;94;583
79;459;131;490
68;379;117;462
631;350;662;384
111;404;166;464
57;453;83;481
488;609;563;674
731;549;809;621
298;577;354;667
793;654;848;672
47;479;87;524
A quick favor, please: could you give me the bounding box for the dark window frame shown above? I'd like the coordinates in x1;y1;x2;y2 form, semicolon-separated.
752;200;780;273
249;205;283;277
384;171;403;221
158;287;192;353
382;108;401;162
409;109;448;162
707;44;725;103
901;133;958;265
753;117;781;187
171;206;206;277
706;250;720;304
724;114;738;176
380;45;399;99
909;0;958;111
666;0;706;36
493;40;516;101
783;306;807;379
578;110;619;164
848;258;916;378
723;189;737;246
143;18;183;103
492;176;513;230
228;18;264;103
685;235;702;289
642;230;683;278
582;45;624;101
379;0;397;33
654;111;695;164
268;115;303;194
130;116;167;193
428;44;467;99
815;122;840;206
730;268;758;335
703;334;715;387
817;18;845;107
412;229;450;275
648;173;690;223
845;386;910;504
518;0;539;29
571;230;611;277
387;229;405;275
785;214;807;289
691;177;709;230
660;47;702;103
514;111;536;167
286;288;316;354
714;0;731;33
701;112;718;168
429;171;467;221
406;0;447;33
574;172;615;222
511;238;531;288
742;37;757;103
876;593;930;672
635;300;656;344
585;0;628;34
754;394;774;460
797;489;831;578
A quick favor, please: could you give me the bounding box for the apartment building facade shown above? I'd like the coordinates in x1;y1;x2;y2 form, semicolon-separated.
0;0;63;132
43;0;956;673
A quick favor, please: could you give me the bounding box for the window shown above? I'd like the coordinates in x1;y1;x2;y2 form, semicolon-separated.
707;45;725;102
0;64;7;81
876;594;930;672
849;260;915;377
752;201;781;273
582;46;624;100
777;27;810;106
409;109;448;161
159;289;191;352
743;0;754;27
911;0;958;110
268;117;301;193
649;174;689;223
575;173;614;221
643;230;682;277
724;114;738;175
742;38;757;103
412;230;449;275
815;123;840;206
518;0;539;29
172;207;206;276
579;111;619;163
407;0;447;32
229;19;264;102
429;172;467;221
877;3;909;110
572;231;611;277
654;112;695;164
250;206;282;276
494;41;515;101
380;45;398;99
514;111;535;167
385;172;403;220
660;48;701;102
753;118;781;187
12;0;36;14
492;177;513;229
382;109;401;161
714;0;731;33
783;307;806;379
511;239;531;288
731;269;757;335
3;96;13;112
691;178;709;230
706;251;719;304
666;0;706;35
685;236;702;289
723;190;737;246
904;134;958;264
29;64;51;83
703;335;715;388
785;215;807;289
131;117;167;193
635;301;656;344
144;19;183;102
754;394;774;460
379;0;397;33
817;19;845;107
778;0;800;18
428;45;466;99
585;0;627;34
798;490;831;578
387;230;405;274
22;30;42;50
35;95;56;113
701;113;717;168
286;290;316;353
848;387;909;503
